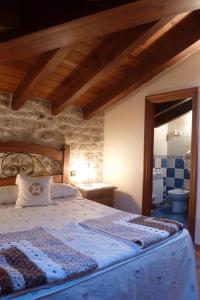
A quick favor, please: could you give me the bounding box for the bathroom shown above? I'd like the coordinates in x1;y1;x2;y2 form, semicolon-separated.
151;110;192;228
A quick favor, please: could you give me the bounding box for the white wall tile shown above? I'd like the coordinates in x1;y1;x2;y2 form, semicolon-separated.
166;177;175;188
162;168;166;177
175;169;184;179
167;158;175;168
155;159;161;168
184;179;190;190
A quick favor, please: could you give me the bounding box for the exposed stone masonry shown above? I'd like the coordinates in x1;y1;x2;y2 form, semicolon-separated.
0;93;104;182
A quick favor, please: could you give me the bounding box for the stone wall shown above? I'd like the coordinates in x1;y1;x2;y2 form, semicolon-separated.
0;93;104;182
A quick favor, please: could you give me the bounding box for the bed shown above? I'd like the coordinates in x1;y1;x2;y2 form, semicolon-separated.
0;143;198;300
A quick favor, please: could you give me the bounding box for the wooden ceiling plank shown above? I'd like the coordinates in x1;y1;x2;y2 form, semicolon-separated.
0;81;16;91
0;0;200;63
83;11;200;119
12;47;71;110
2;61;31;73
155;99;192;127
51;23;158;115
51;13;188;115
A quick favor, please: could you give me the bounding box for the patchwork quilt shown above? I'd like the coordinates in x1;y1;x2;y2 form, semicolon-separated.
0;211;183;296
0;199;196;300
81;211;183;248
0;227;97;296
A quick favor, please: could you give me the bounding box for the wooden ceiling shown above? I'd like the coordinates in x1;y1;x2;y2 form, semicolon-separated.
0;0;200;119
154;98;192;127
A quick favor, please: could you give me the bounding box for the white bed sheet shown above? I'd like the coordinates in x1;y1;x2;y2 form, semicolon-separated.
0;196;198;300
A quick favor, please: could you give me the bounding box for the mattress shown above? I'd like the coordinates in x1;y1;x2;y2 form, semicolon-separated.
0;196;198;300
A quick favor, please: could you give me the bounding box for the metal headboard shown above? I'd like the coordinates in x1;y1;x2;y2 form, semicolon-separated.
0;142;70;186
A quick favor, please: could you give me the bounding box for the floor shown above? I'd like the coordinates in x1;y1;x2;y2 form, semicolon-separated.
196;251;200;297
151;202;188;228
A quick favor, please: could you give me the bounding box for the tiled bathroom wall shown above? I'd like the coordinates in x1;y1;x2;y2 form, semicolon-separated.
153;111;192;201
154;155;190;199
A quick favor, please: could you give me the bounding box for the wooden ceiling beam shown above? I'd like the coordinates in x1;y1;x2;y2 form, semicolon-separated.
83;11;200;119
0;2;19;33
51;13;188;115
0;0;200;63
51;22;157;115
155;99;192;127
12;47;71;110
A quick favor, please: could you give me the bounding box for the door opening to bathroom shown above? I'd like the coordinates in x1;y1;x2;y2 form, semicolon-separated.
142;88;199;240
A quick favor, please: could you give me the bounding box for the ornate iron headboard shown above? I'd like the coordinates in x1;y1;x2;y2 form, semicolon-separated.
0;143;70;186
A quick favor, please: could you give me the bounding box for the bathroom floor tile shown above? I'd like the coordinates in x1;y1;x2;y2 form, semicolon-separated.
151;203;188;228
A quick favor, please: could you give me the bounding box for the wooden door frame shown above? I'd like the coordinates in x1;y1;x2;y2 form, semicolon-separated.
142;87;199;240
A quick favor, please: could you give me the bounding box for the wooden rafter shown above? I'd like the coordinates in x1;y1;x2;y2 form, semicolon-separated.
155;99;192;127
51;13;188;115
51;23;157;115
83;11;200;119
0;0;200;63
12;47;71;110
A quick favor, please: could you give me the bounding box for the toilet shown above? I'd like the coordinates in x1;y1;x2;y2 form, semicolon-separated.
168;189;189;213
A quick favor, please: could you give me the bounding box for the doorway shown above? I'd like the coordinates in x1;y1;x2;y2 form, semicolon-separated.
142;87;199;240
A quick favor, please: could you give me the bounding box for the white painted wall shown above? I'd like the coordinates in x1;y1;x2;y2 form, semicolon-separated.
154;112;192;157
154;124;168;156
167;111;192;156
103;49;200;243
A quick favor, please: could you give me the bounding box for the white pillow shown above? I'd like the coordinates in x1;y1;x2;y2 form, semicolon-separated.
51;183;80;199
15;174;52;208
0;185;18;205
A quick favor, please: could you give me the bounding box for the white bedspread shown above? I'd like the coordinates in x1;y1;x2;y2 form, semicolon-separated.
0;196;198;300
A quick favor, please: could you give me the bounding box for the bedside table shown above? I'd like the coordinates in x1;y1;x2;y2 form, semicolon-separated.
76;183;117;207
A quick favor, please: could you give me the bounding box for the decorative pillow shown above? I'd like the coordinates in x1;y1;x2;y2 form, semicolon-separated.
0;185;18;205
15;174;52;208
51;183;80;199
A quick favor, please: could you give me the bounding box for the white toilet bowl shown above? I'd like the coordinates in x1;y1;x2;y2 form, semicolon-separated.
168;189;189;213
